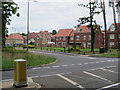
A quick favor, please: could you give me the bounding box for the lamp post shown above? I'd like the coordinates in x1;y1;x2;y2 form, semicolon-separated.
109;0;119;50
27;0;29;51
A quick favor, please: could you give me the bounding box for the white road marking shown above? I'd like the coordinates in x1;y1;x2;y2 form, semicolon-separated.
70;64;75;66
57;74;84;89
100;68;118;73
83;71;112;83
66;72;72;74
52;66;59;68
1;79;13;82
97;82;120;90
27;77;33;82
32;67;41;69
95;62;99;63
89;57;96;59
61;65;68;67
111;60;115;61
78;63;82;65
107;60;112;62
43;67;51;69
84;63;88;65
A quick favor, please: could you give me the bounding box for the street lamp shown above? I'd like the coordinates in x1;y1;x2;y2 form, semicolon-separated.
26;0;37;51
109;0;120;50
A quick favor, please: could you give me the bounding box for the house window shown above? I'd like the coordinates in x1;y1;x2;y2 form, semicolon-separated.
59;37;61;40
84;35;86;40
63;37;66;40
77;29;81;33
77;36;80;40
37;37;39;41
71;36;73;40
56;37;58;40
84;29;87;32
89;35;91;40
89;29;91;32
119;34;120;39
110;25;115;31
109;42;114;47
110;34;114;39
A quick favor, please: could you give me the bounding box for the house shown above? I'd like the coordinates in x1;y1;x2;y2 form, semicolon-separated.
55;28;73;47
28;31;52;47
107;23;120;48
73;25;104;48
6;33;24;46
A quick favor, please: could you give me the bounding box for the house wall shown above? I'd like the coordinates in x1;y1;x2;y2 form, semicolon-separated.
34;35;42;47
42;34;48;44
6;39;24;46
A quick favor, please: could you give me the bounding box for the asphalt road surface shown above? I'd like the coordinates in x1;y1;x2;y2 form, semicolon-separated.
2;50;120;89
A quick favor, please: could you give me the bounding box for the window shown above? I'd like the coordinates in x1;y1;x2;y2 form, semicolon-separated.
59;37;61;40
62;42;67;46
63;37;66;40
84;29;87;32
110;25;115;31
89;35;91;40
84;35;86;40
56;37;58;40
77;29;81;33
110;34;114;39
71;36;73;40
77;36;80;40
109;42;114;47
89;29;91;32
119;34;120;39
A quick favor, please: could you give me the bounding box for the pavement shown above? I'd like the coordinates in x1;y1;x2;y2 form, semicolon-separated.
1;50;120;89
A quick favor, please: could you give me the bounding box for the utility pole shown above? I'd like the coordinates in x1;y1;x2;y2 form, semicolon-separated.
102;0;108;52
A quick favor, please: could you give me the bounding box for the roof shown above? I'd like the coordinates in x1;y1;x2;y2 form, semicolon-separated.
28;32;40;39
70;30;77;36
55;28;73;37
108;23;120;31
76;25;90;33
6;33;24;40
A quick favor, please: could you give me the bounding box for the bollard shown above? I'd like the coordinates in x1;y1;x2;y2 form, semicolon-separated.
13;59;27;87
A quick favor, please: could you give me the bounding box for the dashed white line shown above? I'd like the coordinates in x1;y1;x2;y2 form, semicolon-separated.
83;71;112;83
52;66;59;68
32;67;41;69
90;62;95;64
95;62;99;63
61;65;68;67
100;68;118;73
97;82;120;90
57;74;84;89
101;61;105;62
84;63;88;65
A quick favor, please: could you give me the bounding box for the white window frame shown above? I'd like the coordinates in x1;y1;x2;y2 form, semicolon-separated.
84;35;86;40
77;36;80;40
56;37;58;40
37;37;39;41
110;34;115;39
59;37;61;40
89;35;91;40
71;36;73;40
109;42;114;47
77;29;81;33
119;34;120;39
63;37;66;40
110;25;115;31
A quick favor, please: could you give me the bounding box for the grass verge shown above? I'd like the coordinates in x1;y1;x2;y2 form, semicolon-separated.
1;48;56;69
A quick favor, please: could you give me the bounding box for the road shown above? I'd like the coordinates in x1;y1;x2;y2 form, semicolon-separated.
2;50;120;89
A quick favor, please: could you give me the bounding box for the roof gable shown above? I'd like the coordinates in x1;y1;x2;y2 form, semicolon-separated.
6;33;24;40
55;28;73;37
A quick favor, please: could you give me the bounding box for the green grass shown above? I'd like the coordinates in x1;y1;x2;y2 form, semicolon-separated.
1;48;56;69
90;49;119;58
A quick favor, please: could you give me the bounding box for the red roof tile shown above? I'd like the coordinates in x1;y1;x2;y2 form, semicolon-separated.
6;33;24;40
76;25;90;33
55;28;73;37
70;30;77;36
28;32;40;39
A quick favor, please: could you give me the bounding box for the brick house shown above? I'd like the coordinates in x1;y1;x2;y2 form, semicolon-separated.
29;31;52;47
55;28;73;47
6;33;24;46
73;25;104;48
107;23;120;48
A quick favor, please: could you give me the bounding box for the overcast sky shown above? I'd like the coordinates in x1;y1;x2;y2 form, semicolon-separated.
7;0;119;34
